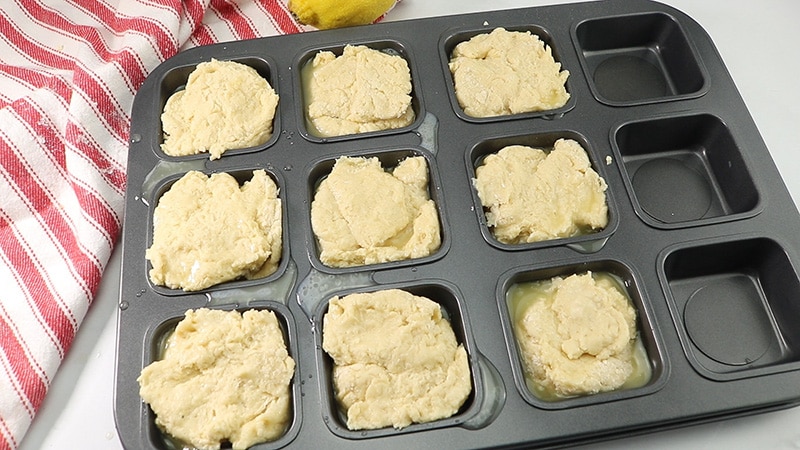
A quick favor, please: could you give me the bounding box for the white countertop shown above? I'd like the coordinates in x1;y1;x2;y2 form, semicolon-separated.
20;1;800;449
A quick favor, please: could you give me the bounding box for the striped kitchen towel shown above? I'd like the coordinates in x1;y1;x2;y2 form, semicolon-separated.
0;1;312;448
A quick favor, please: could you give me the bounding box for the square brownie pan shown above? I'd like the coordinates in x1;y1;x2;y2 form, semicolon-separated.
116;0;800;448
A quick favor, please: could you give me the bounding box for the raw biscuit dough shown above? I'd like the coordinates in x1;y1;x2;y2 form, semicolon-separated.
311;155;440;267
305;45;415;137
512;272;637;397
138;308;295;450
146;170;282;291
161;59;279;160
322;289;472;430
474;138;608;244
449;27;570;118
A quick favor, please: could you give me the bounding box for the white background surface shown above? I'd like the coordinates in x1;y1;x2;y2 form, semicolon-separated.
19;1;800;449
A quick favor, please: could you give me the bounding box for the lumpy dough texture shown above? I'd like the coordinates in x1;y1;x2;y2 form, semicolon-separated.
161;59;279;160
138;308;295;450
515;272;637;397
322;289;472;430
449;27;570;118
310;155;440;267
146;170;282;291
474;138;608;244
306;45;415;137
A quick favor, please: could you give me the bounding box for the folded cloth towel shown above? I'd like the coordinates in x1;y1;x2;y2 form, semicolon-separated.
0;2;309;449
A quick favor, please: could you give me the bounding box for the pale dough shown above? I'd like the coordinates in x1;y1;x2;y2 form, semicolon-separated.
449;27;570;117
474;138;608;244
512;272;637;397
161;59;279;160
146;170;282;291
138;308;295;450
322;289;472;430
310;155;440;267
305;45;415;137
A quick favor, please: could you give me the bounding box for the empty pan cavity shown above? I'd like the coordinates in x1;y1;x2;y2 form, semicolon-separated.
574;12;707;105
661;237;800;380
614;113;760;228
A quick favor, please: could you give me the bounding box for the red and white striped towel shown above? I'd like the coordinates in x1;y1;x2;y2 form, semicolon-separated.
0;2;312;449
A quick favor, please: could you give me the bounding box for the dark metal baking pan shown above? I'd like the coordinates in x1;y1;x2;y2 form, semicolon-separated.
115;1;800;448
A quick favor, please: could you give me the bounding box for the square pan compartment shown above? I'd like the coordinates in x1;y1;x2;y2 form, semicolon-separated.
141;302;301;450
152;56;281;160
439;24;576;123
497;259;668;410
659;236;800;381
293;38;424;143
613;113;761;228
304;146;450;274
145;167;290;295
311;280;484;439
573;12;708;106
466;130;618;253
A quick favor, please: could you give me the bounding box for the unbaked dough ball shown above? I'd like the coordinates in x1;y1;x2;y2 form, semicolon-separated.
305;45;415;137
474;138;608;244
146;169;282;291
449;27;569;118
138;308;295;450
510;272;638;397
310;155;440;267
322;289;472;430
161;59;279;160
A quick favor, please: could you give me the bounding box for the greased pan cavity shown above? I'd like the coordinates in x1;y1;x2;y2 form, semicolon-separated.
115;1;800;449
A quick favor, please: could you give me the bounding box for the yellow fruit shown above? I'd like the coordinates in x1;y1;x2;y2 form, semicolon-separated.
289;0;397;30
